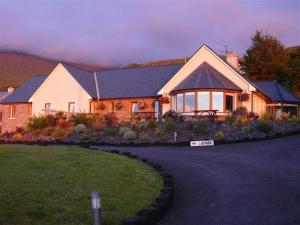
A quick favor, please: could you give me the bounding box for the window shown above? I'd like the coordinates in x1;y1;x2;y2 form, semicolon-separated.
176;94;183;113
45;103;51;112
185;92;195;112
198;92;210;110
132;102;139;114
9;105;16;118
225;95;234;112
212;92;223;112
154;101;160;118
68;102;76;113
108;102;114;113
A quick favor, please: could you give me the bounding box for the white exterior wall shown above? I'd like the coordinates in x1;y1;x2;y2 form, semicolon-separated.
253;94;267;116
29;64;92;115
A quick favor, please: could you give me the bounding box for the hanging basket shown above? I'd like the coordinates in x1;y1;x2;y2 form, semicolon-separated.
115;101;123;110
238;93;250;102
138;101;147;109
160;96;170;104
95;101;105;111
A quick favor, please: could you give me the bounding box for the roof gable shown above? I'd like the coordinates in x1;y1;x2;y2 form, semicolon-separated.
1;75;47;103
172;62;241;92
158;45;256;95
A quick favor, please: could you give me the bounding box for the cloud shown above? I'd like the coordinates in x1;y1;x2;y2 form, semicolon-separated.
0;0;299;66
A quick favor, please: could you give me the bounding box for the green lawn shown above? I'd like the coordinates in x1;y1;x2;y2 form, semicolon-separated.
0;145;162;225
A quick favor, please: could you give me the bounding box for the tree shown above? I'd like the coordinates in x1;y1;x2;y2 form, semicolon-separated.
241;31;289;81
278;47;300;97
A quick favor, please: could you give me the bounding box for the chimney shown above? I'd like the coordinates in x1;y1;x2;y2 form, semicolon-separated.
226;51;239;69
7;87;14;93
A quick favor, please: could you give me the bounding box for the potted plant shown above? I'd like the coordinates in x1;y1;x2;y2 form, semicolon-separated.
95;101;105;111
115;101;123;110
160;96;170;104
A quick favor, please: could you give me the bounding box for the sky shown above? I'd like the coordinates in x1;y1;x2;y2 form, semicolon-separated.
0;0;299;66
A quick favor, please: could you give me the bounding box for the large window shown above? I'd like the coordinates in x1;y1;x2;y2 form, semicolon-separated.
185;92;195;112
176;94;183;113
212;92;223;112
198;92;210;110
45;103;51;112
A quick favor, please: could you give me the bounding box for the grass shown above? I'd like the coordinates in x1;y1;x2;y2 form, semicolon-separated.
0;145;162;225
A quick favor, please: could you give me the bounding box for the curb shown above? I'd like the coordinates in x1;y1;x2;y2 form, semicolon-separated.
97;148;174;225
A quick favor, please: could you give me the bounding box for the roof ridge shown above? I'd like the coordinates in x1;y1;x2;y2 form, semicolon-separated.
95;63;184;73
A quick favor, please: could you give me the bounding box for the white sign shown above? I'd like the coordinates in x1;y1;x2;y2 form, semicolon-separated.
190;140;214;147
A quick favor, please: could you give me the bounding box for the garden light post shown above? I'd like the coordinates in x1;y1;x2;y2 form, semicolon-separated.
91;191;101;225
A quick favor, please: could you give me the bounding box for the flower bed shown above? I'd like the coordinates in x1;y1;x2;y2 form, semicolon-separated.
1;110;300;145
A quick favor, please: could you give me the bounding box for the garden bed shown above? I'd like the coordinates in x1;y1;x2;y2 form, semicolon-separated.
1;110;300;146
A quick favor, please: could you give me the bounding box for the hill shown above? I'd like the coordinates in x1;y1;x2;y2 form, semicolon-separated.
0;51;104;91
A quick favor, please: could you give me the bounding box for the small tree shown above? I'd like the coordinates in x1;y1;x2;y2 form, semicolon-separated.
241;31;289;81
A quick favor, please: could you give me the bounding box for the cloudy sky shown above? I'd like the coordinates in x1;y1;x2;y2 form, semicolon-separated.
0;0;299;66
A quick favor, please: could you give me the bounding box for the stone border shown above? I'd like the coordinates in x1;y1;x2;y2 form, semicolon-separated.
1;128;300;147
87;147;174;225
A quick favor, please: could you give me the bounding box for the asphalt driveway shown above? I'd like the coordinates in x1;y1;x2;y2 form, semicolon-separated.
98;134;300;225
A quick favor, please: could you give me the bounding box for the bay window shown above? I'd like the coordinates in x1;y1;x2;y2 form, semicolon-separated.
185;92;195;112
198;92;210;110
212;92;224;112
176;94;183;113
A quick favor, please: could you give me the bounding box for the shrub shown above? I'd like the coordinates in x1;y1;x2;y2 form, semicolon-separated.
290;116;300;125
46;114;57;127
71;113;91;126
90;114;104;130
104;113;118;127
44;127;56;136
185;121;194;130
52;128;67;138
165;118;176;132
123;130;137;141
225;115;237;124
119;127;132;136
215;131;224;139
247;112;259;120
16;127;25;134
195;121;209;135
139;132;149;142
104;127;118;136
163;110;179;120
241;126;252;134
28;116;48;130
233;106;248;117
256;121;272;133
12;133;23;141
261;112;275;121
155;127;165;136
147;119;158;129
75;124;87;134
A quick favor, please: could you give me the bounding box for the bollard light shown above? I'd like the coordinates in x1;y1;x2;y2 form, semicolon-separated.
91;192;101;209
91;191;101;225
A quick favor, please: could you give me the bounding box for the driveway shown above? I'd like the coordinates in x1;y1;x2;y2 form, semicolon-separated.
98;134;300;225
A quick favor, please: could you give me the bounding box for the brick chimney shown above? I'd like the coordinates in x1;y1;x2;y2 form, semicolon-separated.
226;51;239;69
7;87;14;93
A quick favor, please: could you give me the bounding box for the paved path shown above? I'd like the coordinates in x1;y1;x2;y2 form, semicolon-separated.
98;134;300;225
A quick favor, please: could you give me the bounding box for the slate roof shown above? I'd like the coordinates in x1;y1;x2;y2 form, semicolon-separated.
254;80;300;103
95;64;183;99
1;75;47;103
172;62;242;92
62;63;97;98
